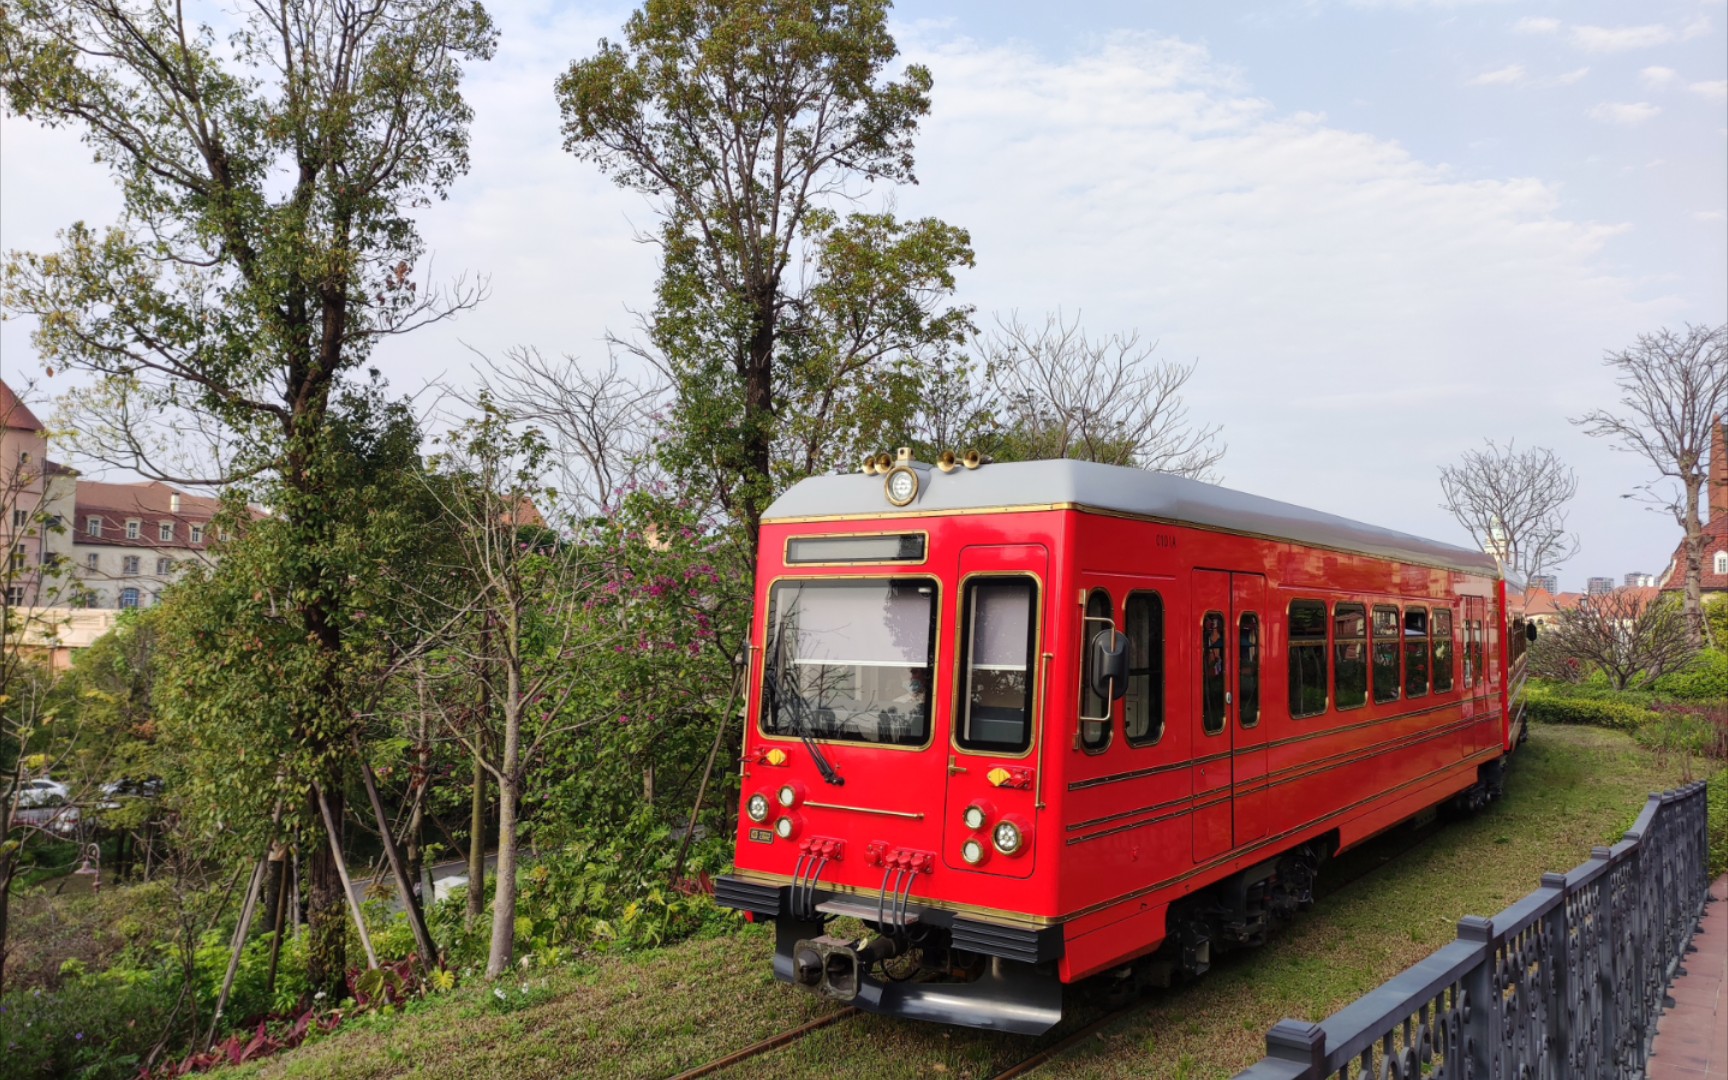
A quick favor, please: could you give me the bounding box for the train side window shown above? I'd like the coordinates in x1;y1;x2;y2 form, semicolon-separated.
1372;605;1401;704
1432;609;1454;692
1333;602;1368;710
1201;611;1226;734
1287;600;1328;719
957;578;1039;754
1124;592;1165;746
1079;589;1114;751
1238;613;1260;728
1404;607;1429;698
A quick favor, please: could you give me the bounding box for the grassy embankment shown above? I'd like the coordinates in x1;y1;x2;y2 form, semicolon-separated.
230;724;1719;1080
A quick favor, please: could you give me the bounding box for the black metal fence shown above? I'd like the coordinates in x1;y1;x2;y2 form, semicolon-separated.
1235;780;1712;1080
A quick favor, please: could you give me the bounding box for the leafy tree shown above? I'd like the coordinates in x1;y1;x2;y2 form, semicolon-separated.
2;0;496;994
1574;324;1728;647
556;0;974;551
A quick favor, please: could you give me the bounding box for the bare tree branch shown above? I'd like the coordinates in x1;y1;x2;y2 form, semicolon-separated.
1439;439;1579;584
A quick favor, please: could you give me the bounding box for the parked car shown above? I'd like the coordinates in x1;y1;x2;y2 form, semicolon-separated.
6;777;69;808
97;777;164;810
10;802;81;837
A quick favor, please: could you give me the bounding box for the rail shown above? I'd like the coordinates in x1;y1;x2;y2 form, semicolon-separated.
1235;780;1712;1080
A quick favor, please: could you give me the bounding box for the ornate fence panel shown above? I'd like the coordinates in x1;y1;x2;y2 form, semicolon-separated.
1236;780;1711;1080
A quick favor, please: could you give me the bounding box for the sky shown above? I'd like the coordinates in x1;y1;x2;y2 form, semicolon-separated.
2;0;1725;591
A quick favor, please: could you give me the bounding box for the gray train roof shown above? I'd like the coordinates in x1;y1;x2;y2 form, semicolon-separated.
763;458;1501;577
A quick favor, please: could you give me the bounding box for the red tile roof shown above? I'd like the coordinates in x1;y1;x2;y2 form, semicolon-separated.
1658;516;1728;593
1;380;44;432
74;481;222;549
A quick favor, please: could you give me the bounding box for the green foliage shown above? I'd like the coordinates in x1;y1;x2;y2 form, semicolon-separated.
1651;648;1728;701
1525;682;1661;730
1;968;183;1080
557;0;972;544
1708;767;1728;875
514;820;738;957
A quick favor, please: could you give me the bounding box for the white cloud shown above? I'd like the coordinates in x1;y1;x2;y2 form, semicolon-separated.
1468;63;1527;86
1511;16;1561;34
1547;67;1590;86
1640;66;1680;88
1695;210;1728;222
1587;101;1662;125
1571;24;1677;51
1690;80;1728;100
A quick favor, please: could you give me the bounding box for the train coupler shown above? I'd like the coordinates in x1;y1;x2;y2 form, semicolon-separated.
792;934;905;1002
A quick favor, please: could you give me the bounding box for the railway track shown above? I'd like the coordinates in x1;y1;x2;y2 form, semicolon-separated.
672;815;1453;1079
666;1007;860;1080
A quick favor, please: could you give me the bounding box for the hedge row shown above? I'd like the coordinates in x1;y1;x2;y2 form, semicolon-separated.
1523;684;1662;731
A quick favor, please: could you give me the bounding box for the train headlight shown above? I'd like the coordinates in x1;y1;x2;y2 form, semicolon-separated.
961;839;986;865
963;804;987;830
992;820;1023;856
774;816;796;840
777;784;798;809
746;794;770;822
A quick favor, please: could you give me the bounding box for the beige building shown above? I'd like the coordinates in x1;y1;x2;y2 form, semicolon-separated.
3;378;225;615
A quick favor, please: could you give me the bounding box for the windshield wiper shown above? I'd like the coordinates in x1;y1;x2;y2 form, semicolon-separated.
766;615;844;787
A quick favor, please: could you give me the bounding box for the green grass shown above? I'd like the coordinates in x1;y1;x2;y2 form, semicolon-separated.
229;725;1715;1080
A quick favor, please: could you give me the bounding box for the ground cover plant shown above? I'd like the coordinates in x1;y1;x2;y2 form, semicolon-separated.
209;723;1717;1080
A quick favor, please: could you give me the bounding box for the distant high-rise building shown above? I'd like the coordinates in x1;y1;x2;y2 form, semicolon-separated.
1624;572;1654;588
1587;576;1615;597
1527;574;1558;594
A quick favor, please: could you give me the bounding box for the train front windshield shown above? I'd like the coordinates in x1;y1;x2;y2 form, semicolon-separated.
762;578;937;748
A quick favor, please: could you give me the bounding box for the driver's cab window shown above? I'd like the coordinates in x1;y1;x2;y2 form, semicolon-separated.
956;578;1039;754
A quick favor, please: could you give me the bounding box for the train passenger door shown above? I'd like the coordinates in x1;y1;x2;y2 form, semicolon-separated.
1191;570;1267;862
1462;595;1489;753
942;543;1048;880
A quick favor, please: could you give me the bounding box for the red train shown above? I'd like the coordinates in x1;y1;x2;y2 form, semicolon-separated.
715;452;1528;1033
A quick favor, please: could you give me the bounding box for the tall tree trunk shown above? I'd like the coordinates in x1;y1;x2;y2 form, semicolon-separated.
0;844;14;996
304;781;349;996
1684;477;1706;648
485;653;523;979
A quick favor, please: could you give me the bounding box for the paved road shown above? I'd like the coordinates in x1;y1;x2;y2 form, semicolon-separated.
347;852;498;913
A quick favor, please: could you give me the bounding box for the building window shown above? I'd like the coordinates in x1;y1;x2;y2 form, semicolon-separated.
8;544;25;571
219;529;231;542
1433;609;1455;693
125;519;141;540
1124;592;1165;746
86;515;101;537
86;553;99;571
10;508;26;528
1372;606;1402;704
158;521;174;542
5;586;23;606
190;524;205;544
119;587;140;609
155;557;173;575
1715;551;1727;576
122;555;140;575
1288;600;1329;718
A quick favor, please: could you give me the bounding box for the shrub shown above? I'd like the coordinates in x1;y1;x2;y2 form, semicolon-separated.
1;969;185;1080
1709;767;1728;876
1525;683;1660;730
1652;649;1728;701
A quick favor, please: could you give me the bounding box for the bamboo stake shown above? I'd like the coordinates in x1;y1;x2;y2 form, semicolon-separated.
315;782;378;969
207;856;267;1049
351;731;438;969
